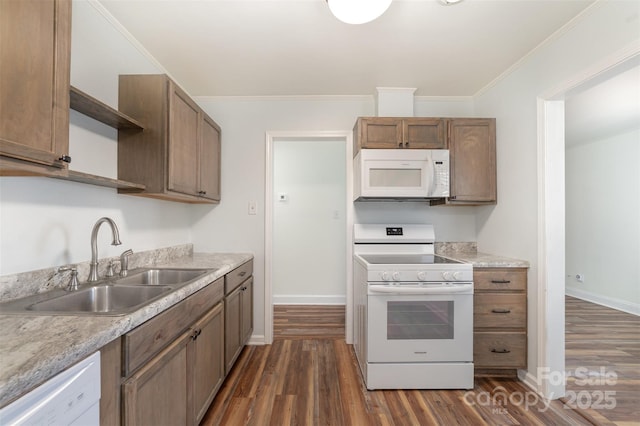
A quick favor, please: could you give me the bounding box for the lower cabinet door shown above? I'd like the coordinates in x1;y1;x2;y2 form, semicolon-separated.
224;286;241;374
191;302;225;423
122;330;192;426
241;278;253;345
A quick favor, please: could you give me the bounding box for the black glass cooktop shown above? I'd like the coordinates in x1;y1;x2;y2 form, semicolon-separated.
359;254;462;265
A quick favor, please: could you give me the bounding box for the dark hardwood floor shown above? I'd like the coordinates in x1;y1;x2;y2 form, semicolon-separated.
564;296;640;425
202;302;640;425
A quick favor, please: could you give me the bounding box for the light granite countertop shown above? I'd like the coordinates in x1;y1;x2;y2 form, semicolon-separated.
445;252;530;268
435;243;529;268
0;252;252;408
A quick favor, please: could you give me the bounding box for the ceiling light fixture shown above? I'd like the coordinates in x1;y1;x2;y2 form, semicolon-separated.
438;0;464;5
326;0;393;25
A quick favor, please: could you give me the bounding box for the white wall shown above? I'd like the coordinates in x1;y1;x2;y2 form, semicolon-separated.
473;0;640;384
565;128;640;313
273;139;346;303
0;1;193;276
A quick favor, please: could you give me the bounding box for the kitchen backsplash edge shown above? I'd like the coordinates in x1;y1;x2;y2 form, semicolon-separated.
435;242;477;254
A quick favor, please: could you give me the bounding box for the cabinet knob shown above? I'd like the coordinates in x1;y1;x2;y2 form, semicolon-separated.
491;309;511;314
491;348;511;354
58;154;71;163
491;280;511;284
191;328;202;340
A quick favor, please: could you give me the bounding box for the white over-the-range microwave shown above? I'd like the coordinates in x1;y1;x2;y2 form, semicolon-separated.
353;149;450;201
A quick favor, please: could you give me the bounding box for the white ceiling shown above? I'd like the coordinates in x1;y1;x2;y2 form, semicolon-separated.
98;0;596;97
565;63;640;146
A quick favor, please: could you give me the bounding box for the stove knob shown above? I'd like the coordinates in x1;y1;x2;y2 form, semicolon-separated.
381;272;391;281
417;271;427;281
392;272;400;281
453;271;463;280
442;271;452;280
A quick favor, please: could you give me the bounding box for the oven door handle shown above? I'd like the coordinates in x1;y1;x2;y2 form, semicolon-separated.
368;285;472;295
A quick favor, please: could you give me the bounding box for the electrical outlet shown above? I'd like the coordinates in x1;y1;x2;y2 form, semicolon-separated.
575;274;584;282
248;201;257;215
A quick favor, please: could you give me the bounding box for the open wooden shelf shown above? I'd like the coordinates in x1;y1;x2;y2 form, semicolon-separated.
59;170;146;190
1;156;145;191
70;86;144;130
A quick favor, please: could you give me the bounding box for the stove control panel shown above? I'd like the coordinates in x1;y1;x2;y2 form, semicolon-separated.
371;269;473;282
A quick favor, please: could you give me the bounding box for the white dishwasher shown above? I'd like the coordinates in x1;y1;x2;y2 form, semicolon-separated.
0;352;100;425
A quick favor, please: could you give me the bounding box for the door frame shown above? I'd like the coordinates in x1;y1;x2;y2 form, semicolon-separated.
264;131;354;344
535;41;639;399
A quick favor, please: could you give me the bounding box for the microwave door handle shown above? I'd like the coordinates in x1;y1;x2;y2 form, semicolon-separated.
426;157;436;195
369;285;471;294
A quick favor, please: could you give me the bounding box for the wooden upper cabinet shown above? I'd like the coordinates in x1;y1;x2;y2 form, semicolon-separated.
447;118;497;204
353;117;446;154
168;85;200;196
354;117;403;151
199;115;221;202
403;118;446;149
0;0;71;169
118;74;221;204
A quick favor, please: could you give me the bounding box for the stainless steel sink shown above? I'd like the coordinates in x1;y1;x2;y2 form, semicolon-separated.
114;268;209;286
0;267;214;316
26;285;172;315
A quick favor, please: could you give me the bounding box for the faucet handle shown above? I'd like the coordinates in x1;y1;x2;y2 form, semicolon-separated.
120;249;133;277
58;266;79;291
105;260;120;278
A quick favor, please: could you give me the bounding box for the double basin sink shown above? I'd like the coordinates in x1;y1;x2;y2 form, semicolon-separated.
0;268;212;316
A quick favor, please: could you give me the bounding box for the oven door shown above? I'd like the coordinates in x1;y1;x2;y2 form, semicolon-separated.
367;286;472;363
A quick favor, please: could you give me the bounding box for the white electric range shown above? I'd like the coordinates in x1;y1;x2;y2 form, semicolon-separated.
353;224;474;390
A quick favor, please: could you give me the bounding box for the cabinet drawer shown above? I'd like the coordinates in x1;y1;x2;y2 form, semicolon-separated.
474;268;527;291
474;293;526;329
123;278;223;376
225;260;253;295
474;332;526;368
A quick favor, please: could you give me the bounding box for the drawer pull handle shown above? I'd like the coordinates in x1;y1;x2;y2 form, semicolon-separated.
491;309;511;314
239;271;247;277
491;348;511;354
491;280;511;284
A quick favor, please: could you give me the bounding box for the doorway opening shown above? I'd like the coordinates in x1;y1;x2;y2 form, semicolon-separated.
264;131;354;345
537;45;639;400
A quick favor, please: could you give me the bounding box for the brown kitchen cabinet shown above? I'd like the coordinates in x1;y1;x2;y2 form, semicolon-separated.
224;260;254;374
0;0;72;171
123;329;192;425
445;118;497;205
116;278;225;425
191;302;225;423
353;117;446;154
118;74;221;203
473;267;528;374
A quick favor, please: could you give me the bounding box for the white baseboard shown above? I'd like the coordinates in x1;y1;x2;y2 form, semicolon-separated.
273;295;346;305
247;334;265;345
566;287;640;316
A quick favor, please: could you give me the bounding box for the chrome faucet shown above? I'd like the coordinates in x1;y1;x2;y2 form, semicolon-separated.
88;217;122;282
